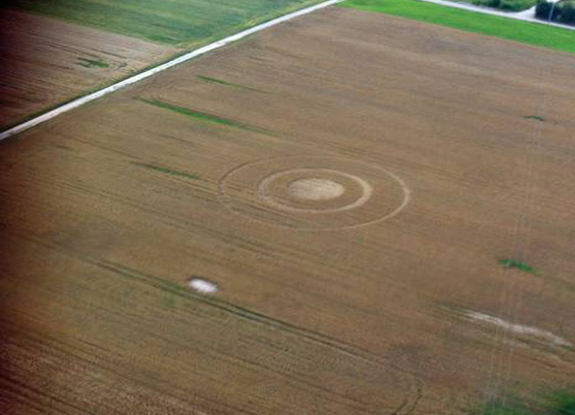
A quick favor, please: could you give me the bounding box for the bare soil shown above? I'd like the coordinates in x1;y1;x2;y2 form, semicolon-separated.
1;6;575;414
0;9;176;128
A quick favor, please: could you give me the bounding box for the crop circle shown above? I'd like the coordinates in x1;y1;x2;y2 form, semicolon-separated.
218;156;409;230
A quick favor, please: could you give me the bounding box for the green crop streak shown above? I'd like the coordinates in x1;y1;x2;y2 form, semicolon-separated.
340;0;575;55
498;259;575;291
525;115;546;122
499;259;537;274
138;98;265;133
77;57;110;69
197;75;263;92
131;162;199;180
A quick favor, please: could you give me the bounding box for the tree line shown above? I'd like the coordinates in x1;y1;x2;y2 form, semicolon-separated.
536;0;575;25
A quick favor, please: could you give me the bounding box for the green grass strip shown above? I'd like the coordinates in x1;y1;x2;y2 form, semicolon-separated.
131;162;199;180
499;258;537;274
197;75;264;92
339;0;575;55
137;98;265;133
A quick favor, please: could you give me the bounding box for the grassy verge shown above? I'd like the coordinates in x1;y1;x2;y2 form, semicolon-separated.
339;0;575;55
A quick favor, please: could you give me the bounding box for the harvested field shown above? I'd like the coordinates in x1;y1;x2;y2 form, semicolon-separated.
2;5;575;414
0;10;177;129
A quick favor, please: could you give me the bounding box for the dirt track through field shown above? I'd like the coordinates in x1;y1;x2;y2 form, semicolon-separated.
1;5;575;414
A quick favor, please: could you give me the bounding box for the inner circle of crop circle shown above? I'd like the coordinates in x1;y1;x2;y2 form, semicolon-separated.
288;178;345;201
259;168;373;213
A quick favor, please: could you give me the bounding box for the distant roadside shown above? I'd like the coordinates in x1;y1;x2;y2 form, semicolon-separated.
454;0;536;12
442;0;575;26
340;0;575;54
535;1;575;25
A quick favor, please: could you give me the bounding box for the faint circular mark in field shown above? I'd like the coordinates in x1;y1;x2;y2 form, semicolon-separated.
218;156;410;230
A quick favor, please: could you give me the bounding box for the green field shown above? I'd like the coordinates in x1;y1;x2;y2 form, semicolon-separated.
340;0;575;55
5;0;325;45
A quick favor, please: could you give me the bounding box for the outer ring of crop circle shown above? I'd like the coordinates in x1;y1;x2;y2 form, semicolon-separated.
217;155;411;231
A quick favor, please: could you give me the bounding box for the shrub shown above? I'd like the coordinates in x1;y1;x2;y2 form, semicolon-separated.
536;0;555;20
559;1;575;23
474;0;536;11
536;0;575;24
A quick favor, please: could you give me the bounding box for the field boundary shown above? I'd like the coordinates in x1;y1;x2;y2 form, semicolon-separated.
0;0;345;141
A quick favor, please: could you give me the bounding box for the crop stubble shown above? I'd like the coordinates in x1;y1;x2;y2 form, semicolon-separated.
1;6;575;414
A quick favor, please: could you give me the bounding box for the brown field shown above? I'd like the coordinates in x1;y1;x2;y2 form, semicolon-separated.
2;6;575;414
0;10;176;129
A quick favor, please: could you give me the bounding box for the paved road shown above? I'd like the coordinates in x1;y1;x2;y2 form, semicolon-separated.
419;0;575;31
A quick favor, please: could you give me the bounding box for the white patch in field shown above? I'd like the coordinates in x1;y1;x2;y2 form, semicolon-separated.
258;168;375;214
288;178;345;200
188;278;218;294
466;311;571;347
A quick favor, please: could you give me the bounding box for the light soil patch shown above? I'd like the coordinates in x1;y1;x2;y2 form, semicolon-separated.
465;311;572;348
288;178;346;200
0;10;176;128
2;6;575;414
188;277;219;294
